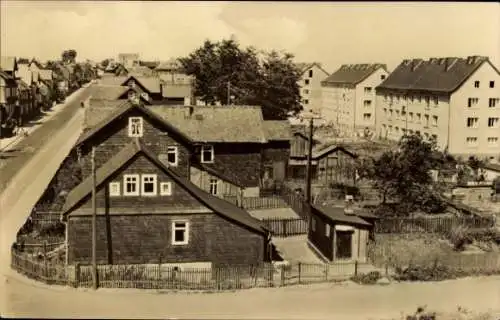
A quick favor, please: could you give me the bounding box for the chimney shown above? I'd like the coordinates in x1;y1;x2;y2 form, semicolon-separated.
445;57;458;71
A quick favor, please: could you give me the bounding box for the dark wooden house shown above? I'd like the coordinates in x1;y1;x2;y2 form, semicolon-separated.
261;120;292;192
62;139;271;267
0;69;19;137
308;203;375;263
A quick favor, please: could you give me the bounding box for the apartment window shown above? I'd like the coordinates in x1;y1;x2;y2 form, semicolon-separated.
128;117;143;137
395;127;400;133
417;113;421;122
474;81;480;88
309;70;313;78
381;75;386;80
432;115;438;126
468;98;479;107
209;178;219;195
171;221;189;245
303;89;309;94
325;224;330;237
403;95;408;101
410;95;414;103
363;113;372;121
364;87;372;94
433;96;438;105
424;114;430;127
109;182;120;197
489;98;499;108
304;79;310;85
167;146;178;166
409;112;414;121
127;79;136;88
201;145;214;163
389;110;393;118
418;95;422;103
490;81;495;88
383;108;387;115
487;137;499;145
160;182;172;196
141;174;157;196
363;100;372;107
467;117;479;128
466;137;478;145
488;117;499;127
304;99;309;105
123;174;140;196
396;110;400;119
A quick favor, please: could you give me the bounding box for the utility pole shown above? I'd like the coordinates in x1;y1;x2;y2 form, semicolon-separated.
91;146;97;290
303;112;322;205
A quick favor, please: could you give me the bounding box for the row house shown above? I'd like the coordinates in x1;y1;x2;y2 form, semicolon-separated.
0;69;18;137
295;62;330;115
321;64;388;138
375;55;500;161
62;137;271;268
76;100;291;198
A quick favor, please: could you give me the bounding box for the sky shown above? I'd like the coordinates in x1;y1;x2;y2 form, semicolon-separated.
1;1;499;72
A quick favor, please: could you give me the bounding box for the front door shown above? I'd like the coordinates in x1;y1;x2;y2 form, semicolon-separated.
336;230;353;260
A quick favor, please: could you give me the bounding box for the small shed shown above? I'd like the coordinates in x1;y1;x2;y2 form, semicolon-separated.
308;204;374;263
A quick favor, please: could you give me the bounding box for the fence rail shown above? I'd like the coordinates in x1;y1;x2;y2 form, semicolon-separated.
374;216;496;235
262;217;309;237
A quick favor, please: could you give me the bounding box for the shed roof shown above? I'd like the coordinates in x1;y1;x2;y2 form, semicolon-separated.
62;139;268;235
147;105;268;143
322;63;387;86
312;204;372;226
377;56;499;93
0;56;17;72
89;85;129;101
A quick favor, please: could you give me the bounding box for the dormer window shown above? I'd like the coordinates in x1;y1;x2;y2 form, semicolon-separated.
127;90;136;100
128;117;143;137
201;145;214;163
128;79;136;88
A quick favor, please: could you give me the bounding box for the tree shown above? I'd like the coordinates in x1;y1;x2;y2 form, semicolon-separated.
101;59;110;68
61;49;77;64
357;133;447;214
179;37;302;120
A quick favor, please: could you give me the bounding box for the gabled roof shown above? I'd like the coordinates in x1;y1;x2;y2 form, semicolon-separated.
193;161;244;188
147;105;268;143
89;85;130;101
0;56;17;72
376;56;500;93
62;139;268;235
127;66;154;77
76;101;193;147
322;63;387;86
161;83;192;98
38;69;53;81
121;75;161;93
0;70;15;81
312;144;358;160
296;62;330;77
99;75;128;85
263;120;292;141
29;59;44;69
312;204;372;226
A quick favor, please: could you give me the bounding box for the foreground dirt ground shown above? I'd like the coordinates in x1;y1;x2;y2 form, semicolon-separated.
2;271;499;319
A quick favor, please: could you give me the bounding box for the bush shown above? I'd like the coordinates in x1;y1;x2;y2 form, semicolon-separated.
350;271;381;285
395;264;455;282
39;222;66;237
405;306;436;320
448;225;472;251
18;218;34;236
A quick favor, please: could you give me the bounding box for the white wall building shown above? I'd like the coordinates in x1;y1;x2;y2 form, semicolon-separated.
296;62;330;115
375;55;500;162
321;64;388;137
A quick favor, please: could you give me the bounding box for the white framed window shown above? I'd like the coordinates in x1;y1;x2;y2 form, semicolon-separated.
141;174;157;196
172;221;189;245
304;79;310;85
468;98;479;108
466;117;479;128
466;137;478;146
489;98;499;108
128;117;143;137
416;113;422;122
432;115;438;126
123;174;140;196
325;224;330;237
490;81;495;88
363;113;371;121
363;100;372;107
160;182;172;196
201;145;214;163
308;70;313;78
474;81;480;88
167;146;178;166
128;79;136;88
109;182;120;196
209;178;218;195
433;96;439;105
395;110;400;119
487;137;499;145
424;114;430;127
364;87;372;94
409;112;414;121
488;117;499;128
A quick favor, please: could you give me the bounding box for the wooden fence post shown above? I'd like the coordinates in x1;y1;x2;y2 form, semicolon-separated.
325;264;329;281
282;219;287;237
157;257;162;289
43;241;48;280
280;265;285;287
354;260;358;277
298;262;302;284
75;263;81;288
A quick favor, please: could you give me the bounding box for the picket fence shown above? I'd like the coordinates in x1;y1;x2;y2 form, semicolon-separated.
374;215;496;235
11;247;364;290
262;217;309;237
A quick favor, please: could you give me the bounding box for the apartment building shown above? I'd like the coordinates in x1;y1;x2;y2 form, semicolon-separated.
375;56;500;161
321;64;388;137
118;53;140;69
296;62;330;115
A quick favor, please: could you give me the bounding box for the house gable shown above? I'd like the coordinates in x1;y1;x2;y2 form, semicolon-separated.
121;75;161;95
